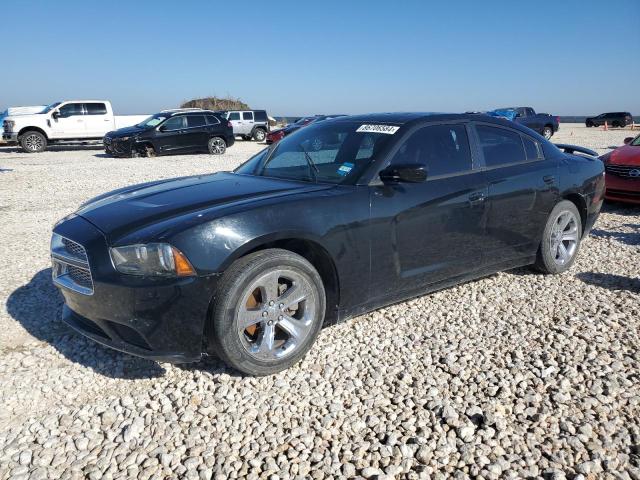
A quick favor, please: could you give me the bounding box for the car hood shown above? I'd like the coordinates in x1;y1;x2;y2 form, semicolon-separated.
76;172;332;242
107;125;146;137
607;145;640;165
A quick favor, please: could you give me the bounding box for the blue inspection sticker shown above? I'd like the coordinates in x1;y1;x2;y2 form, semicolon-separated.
337;162;354;176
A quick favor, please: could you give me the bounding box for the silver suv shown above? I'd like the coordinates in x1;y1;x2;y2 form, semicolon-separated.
222;110;269;141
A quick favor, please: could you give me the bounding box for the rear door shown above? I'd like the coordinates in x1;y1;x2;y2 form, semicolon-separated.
50;102;86;138
473;123;558;264
183;114;209;150
83;102;111;137
369;122;488;297
154;115;188;153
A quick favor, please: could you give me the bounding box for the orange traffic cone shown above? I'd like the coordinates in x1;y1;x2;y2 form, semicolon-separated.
603;121;608;131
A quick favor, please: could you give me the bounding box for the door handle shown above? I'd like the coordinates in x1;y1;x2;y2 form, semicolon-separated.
468;192;485;205
543;175;555;184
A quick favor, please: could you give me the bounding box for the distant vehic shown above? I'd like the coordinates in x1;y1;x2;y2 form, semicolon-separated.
52;113;605;375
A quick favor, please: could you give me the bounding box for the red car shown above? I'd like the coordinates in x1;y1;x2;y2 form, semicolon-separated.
601;134;640;204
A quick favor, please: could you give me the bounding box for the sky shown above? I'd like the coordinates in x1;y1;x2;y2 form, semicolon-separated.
1;0;638;116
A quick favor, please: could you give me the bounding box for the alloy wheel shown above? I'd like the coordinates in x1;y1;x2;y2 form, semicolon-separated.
236;268;317;362
24;134;44;152
209;137;226;155
549;210;579;266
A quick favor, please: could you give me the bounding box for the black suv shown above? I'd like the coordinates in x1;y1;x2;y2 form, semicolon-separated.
104;109;235;157
585;112;633;128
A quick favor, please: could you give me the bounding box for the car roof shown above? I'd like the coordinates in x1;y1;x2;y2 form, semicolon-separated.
330;112;502;125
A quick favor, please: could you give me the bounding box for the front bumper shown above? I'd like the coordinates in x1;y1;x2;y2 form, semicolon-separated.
2;132;18;142
53;215;218;363
104;137;134;157
605;173;640;204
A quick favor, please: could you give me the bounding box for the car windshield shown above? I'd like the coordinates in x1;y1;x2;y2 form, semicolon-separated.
235;121;399;184
137;114;168;128
42;102;61;114
631;135;640;146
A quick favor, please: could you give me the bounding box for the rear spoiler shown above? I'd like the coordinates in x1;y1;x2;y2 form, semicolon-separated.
554;143;599;158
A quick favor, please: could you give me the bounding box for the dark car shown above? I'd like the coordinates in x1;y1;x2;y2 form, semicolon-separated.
497;107;560;139
586;112;633;128
104;109;235;157
266;115;344;145
52;113;604;375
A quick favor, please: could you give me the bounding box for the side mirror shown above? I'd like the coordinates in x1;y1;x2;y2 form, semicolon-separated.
52;111;60;119
624;137;634;145
158;125;168;132
379;164;428;184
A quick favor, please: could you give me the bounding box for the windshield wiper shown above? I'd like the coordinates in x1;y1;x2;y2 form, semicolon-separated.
299;143;319;183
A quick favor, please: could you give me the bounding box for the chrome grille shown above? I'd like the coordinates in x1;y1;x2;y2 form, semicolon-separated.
605;164;640;179
51;233;94;295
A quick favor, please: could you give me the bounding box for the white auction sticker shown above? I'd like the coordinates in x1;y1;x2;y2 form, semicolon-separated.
356;124;400;135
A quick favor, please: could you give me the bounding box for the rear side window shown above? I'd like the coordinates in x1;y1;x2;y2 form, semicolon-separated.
186;115;206;128
476;125;526;167
162;116;185;130
58;103;84;117
390;124;472;177
85;103;107;115
522;136;542;160
205;115;220;125
254;111;267;122
242;112;254;121
228;112;240;121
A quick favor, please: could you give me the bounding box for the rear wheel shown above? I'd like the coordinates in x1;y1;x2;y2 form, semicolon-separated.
542;126;553;139
534;200;582;274
20;131;47;153
211;249;326;375
252;128;266;142
208;136;226;155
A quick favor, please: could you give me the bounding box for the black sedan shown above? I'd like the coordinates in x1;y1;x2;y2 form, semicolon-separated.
52;113;604;375
104;109;235;157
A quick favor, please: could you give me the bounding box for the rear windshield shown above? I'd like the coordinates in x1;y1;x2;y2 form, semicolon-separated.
235;121;399;184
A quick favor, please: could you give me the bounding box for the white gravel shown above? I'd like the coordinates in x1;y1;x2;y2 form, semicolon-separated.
1;125;639;479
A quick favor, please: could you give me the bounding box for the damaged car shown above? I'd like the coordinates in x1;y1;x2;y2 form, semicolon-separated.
103;109;234;157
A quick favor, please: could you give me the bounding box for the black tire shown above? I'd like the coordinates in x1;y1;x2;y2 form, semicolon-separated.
19;131;47;153
208;136;226;155
534;200;582;274
612;121;621;128
210;249;326;376
585;121;593;128
252;128;266;142
542;126;553;139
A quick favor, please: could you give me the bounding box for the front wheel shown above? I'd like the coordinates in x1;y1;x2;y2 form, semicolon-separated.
208;136;226;155
542;126;553;139
585;121;593;128
534;201;582;274
211;249;326;376
20;131;47;153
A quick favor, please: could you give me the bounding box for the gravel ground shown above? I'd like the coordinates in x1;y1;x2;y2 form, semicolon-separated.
0;125;639;479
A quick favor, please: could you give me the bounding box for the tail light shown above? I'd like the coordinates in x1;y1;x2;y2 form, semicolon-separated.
556;116;560;124
227;121;232;128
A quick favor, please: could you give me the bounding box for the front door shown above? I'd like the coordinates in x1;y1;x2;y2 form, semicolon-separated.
154;115;188;153
369;122;488;299
473;123;559;265
50;102;86;138
227;111;242;135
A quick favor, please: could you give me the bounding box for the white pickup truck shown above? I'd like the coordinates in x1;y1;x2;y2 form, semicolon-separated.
2;100;149;152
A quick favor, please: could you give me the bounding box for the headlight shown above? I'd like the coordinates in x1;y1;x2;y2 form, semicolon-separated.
119;136;131;142
4;120;15;131
110;243;195;277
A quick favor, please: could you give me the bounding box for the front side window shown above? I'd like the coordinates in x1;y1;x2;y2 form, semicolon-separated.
85;103;107;115
186;115;206;128
228;112;240;121
476;125;526;167
242;112;254;121
235;121;397;184
390;124;472;177
161;116;185;131
58;103;84;117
